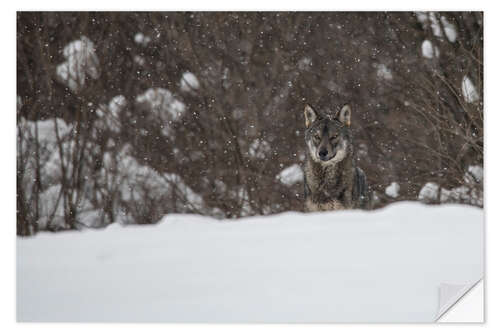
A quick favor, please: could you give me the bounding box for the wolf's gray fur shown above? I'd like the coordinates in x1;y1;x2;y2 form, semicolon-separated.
303;104;370;212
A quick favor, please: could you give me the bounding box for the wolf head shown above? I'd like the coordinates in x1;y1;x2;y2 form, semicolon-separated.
304;104;353;164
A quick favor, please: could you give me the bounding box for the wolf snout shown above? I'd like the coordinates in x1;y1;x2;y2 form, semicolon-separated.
319;149;328;160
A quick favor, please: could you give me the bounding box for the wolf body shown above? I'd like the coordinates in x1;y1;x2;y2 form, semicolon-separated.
303;104;370;212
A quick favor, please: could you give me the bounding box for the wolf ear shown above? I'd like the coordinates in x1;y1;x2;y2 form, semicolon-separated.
304;104;318;128
337;104;352;127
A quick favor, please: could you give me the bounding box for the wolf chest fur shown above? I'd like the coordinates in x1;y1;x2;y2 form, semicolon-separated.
303;104;370;212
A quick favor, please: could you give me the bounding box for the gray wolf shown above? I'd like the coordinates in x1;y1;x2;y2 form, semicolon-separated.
303;104;370;212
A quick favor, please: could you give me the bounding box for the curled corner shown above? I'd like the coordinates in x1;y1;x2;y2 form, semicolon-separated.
435;279;483;322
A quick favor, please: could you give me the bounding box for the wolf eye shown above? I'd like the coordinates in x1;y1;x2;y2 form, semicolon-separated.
330;135;338;141
314;135;321;141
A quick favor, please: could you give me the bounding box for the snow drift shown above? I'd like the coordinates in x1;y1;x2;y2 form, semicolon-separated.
17;202;483;323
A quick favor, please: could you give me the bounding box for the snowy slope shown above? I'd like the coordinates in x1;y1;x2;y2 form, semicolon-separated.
17;202;483;323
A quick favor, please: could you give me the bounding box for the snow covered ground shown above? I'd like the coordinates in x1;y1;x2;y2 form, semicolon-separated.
17;202;483;323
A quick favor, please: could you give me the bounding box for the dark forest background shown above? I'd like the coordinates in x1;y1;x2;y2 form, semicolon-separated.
17;12;483;235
